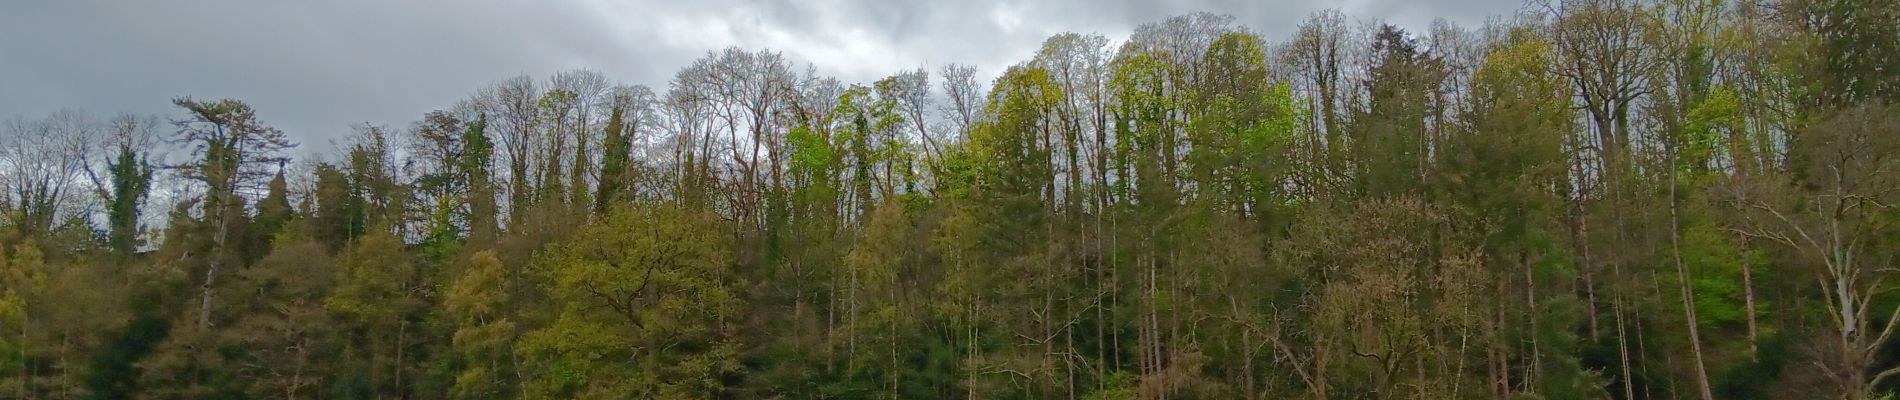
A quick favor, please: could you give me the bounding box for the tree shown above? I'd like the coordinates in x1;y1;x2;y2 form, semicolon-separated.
462;116;500;242
90;113;158;256
246;166;295;262
223;234;340;398
516;202;740;398
0;110;95;238
1549;0;1660;184
170;97;295;329
1444;29;1598;398
445;250;515;399
476;75;541;225
309;163;364;250
1725;103;1900;399
1282;10;1352;179
595;97;633;215
1188;31;1300;214
345;124;407;235
939;63;985;139
1352;25;1445;196
326;231;423;397
0;242;36;397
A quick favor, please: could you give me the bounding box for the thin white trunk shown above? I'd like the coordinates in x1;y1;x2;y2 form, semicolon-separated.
199;193;230;329
1669;167;1716;400
1740;233;1759;355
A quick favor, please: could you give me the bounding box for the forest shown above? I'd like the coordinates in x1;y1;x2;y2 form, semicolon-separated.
2;0;1899;398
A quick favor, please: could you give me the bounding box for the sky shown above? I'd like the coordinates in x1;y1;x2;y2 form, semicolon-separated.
0;0;1522;153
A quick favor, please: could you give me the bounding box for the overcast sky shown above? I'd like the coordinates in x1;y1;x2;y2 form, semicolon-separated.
1;0;1521;153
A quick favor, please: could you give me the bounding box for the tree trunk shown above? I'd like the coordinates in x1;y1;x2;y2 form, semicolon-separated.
395;319;407;397
17;305;27;400
1669;168;1716;400
199;192;231;329
1525;251;1541;390
1739;232;1759;356
1614;267;1637;400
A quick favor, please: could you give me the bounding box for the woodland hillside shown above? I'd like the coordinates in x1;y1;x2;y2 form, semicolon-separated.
3;0;1900;398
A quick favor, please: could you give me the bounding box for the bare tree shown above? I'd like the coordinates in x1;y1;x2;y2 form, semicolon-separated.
884;68;938;162
939;63;984;141
1547;0;1659;181
551;69;612;207
0;110;97;237
1034;33;1112;213
1282;9;1351;169
475;75;540;223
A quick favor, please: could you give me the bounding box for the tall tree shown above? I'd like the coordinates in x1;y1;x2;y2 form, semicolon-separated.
1353;25;1446;196
595;98;632;215
170;97;295;329
461;116;499;242
0;111;94;238
90;113;158;256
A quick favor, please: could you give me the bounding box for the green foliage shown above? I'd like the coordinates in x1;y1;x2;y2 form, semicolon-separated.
1188;31;1303;210
461;115;499;241
103;142;154;255
1680;86;1741;174
0;245;30;396
517;202;741;398
83;298;169;400
446;250;514;399
787;124;837;179
1681;223;1755;329
1353;25;1445;196
596;103;632;215
310;163;365;250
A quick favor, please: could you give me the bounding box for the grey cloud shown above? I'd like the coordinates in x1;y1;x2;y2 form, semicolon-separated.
0;0;1517;152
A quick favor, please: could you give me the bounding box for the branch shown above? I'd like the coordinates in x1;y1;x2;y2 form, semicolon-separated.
1870;363;1900;395
1872;298;1900;357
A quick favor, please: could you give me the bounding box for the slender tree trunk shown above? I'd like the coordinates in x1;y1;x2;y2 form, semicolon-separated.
1525;251;1541;390
18;305;27;400
1615;269;1637;400
1043;215;1056;397
1067;325;1077;400
1739;232;1759;356
1148;248;1162;396
199;192;230;329
61;328;71;398
1669;169;1716;400
1232;296;1257;400
891;296;900;399
513;341;525;398
793;259;804;348
1495;274;1511;397
848;241;859;367
393;319;406;397
1577;201;1602;338
969;298;979;400
1095;229;1107;393
291;340;306;399
1636;310;1654;399
1111;218;1121;374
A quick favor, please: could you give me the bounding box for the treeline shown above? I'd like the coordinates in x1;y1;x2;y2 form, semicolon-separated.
3;0;1899;398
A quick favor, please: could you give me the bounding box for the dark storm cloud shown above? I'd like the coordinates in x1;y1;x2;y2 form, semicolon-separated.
0;0;1519;149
